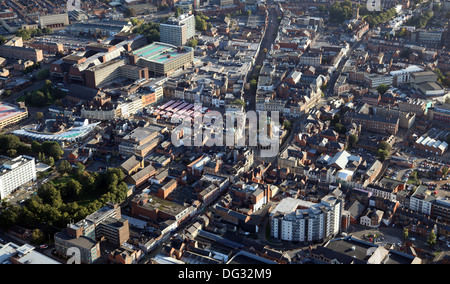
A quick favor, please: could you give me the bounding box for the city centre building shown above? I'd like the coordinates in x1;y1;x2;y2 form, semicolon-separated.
0;156;37;200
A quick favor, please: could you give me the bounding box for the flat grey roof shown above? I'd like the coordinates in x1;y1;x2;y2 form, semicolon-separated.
270;197;315;216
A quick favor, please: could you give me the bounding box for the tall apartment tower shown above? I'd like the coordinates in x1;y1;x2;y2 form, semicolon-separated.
270;195;343;243
0;156;37;200
160;13;195;47
0;156;36;199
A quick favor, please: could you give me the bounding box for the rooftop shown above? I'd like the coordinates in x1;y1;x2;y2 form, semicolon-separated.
0;103;27;124
270;197;315;216
133;42;193;65
0;243;61;264
55;230;98;250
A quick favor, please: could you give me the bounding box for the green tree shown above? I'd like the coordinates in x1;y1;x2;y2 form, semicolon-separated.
397;28;407;37
442;166;450;177
34;69;50;81
403;227;409;241
283;120;292;131
41;204;62;226
38;183;62;207
31;229;45;245
6;149;17;158
175;7;182;18
16;29;32;40
332;114;341;124
75;162;86;176
329;1;353;23
41;141;63;160
133;22;160;44
232;99;246;108
318;4;326;12
79;172;96;192
377;84;390;95
187;38;198;48
378;141;392;151
130;18;139;26
124;7;136;17
64;202;80;216
349;134;359;147
195;15;207;31
58;160;72;174
31;141;42;154
66;179;83;198
45;156;54;167
0;205;20;228
427;231;437;247
42;27;53;34
19;207;36;226
27;91;47;107
378;149;389;161
17;144;31;155
0;135;21;154
36;112;44;121
250;79;258;90
334;123;347;134
409;171;418;182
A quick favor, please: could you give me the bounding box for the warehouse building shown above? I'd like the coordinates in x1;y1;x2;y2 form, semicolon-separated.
38;13;70;29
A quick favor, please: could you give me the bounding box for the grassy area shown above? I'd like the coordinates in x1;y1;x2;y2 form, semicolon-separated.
37;169;52;180
51;173;102;207
51;173;72;187
75;195;99;207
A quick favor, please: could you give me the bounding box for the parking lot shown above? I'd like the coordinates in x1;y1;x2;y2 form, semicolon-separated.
348;225;404;248
38;34;94;50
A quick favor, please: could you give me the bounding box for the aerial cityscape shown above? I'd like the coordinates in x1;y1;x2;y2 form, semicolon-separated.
0;0;449;267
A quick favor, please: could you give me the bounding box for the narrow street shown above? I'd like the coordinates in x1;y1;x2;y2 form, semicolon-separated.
326;40;361;97
244;2;281;111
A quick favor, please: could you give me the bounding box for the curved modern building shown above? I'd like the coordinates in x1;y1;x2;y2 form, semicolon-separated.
13;122;100;144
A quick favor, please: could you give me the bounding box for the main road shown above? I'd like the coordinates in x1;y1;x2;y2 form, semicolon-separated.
244;2;281;111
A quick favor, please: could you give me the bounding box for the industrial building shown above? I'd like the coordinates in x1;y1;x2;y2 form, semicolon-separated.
38;13;69;29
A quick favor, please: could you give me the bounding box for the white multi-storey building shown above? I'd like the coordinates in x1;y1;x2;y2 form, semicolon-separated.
160;14;195;47
0;156;37;199
270;195;342;243
409;186;435;216
366;184;397;201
